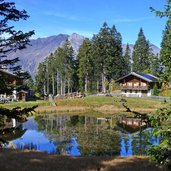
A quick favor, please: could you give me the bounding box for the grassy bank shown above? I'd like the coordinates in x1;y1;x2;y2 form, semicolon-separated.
55;96;165;113
0;100;50;109
0;149;163;171
0;96;166;114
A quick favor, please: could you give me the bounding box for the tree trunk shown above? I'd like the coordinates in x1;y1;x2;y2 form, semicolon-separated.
56;71;58;95
60;75;63;95
97;79;99;93
67;78;70;94
101;73;104;93
85;75;88;93
52;74;55;95
46;63;49;95
102;72;106;93
43;84;46;95
63;78;66;95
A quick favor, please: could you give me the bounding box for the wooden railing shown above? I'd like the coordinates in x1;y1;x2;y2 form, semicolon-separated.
120;85;149;90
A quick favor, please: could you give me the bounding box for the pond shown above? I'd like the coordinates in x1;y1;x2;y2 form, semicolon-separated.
0;114;160;157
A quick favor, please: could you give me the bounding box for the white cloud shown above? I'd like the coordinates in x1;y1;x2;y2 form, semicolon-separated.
111;17;155;23
44;11;80;21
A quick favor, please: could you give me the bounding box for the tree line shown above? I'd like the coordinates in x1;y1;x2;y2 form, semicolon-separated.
35;23;160;95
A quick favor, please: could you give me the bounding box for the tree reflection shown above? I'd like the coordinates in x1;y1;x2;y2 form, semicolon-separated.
35;115;121;156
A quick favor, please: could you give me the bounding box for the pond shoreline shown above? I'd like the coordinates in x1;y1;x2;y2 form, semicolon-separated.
0;148;163;171
35;105;157;115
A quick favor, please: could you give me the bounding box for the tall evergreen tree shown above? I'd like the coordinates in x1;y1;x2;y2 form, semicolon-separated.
159;23;171;85
150;1;171;86
132;28;151;73
150;53;160;76
35;39;76;95
123;43;131;74
0;0;34;93
78;39;94;93
35;62;47;95
0;0;34;70
92;22;124;92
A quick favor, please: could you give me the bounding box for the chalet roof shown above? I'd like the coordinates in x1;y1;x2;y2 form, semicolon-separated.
0;69;18;78
17;90;28;94
116;72;158;83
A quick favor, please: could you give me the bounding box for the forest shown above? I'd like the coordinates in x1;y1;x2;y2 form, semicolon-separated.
35;23;162;95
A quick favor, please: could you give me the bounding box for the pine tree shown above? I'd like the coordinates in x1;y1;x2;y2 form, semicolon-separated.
160;23;171;85
35;62;47;95
150;1;171;86
0;0;34;70
123;43;131;74
92;22;124;92
150;53;160;76
77;39;94;93
132;28;151;73
0;0;34;93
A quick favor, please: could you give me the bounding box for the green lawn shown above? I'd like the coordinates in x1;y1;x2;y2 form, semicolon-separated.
56;96;165;109
0;100;50;109
0;96;166;112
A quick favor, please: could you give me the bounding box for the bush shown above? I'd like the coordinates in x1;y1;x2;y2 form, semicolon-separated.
152;84;159;96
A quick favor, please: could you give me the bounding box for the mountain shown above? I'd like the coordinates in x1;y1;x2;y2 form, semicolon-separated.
8;33;160;79
122;44;160;55
8;33;84;79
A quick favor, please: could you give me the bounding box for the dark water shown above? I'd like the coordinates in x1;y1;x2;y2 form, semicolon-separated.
1;115;160;156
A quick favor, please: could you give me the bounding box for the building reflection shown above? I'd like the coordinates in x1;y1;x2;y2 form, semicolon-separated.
0;114;160;157
0;115;26;146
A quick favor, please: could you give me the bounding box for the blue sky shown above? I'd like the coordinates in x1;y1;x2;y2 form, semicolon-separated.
11;0;167;47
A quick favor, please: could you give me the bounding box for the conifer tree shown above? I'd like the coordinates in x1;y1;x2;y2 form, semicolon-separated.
0;0;34;70
35;62;46;95
150;53;160;76
123;43;131;74
77;39;94;93
132;28;151;73
92;22;124;92
0;0;34;93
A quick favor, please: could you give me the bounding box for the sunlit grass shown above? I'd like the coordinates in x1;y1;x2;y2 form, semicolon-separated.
0;100;50;109
0;96;166;114
56;96;164;109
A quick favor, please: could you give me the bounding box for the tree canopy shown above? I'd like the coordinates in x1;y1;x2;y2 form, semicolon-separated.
0;0;34;93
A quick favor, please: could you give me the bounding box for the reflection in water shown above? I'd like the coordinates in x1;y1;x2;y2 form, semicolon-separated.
0;114;26;147
0;114;160;156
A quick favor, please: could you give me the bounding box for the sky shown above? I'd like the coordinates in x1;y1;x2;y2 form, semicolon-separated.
11;0;168;47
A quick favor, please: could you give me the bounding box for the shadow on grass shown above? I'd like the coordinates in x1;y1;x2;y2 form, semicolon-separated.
0;149;163;171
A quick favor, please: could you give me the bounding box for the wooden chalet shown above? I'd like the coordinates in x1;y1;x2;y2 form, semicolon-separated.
17;90;28;101
0;69;21;100
116;72;159;97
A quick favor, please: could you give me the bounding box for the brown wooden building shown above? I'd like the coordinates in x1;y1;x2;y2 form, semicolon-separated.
17;90;28;101
116;72;159;97
0;69;21;100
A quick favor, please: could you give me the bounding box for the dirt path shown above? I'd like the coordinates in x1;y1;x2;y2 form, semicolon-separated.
0;149;163;171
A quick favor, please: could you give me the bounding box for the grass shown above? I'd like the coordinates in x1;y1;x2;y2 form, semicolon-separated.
56;96;165;111
0;100;50;109
0;149;164;171
0;96;166;114
159;89;171;97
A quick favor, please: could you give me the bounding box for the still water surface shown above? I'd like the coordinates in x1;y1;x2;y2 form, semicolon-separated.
4;115;159;156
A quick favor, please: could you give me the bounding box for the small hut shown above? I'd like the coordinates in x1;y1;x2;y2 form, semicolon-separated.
17;90;28;101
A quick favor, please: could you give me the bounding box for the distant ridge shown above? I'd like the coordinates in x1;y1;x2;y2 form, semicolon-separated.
8;33;84;78
8;33;160;79
122;44;160;55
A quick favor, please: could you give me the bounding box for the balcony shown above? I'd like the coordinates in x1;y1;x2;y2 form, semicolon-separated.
120;85;149;90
